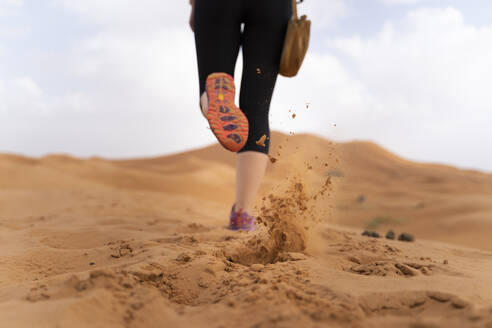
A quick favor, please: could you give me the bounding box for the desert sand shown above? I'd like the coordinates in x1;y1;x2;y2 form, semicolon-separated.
1;131;492;328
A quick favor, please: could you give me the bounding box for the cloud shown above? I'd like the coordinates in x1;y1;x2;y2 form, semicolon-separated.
12;77;42;96
0;0;23;16
0;76;89;114
1;2;492;172
301;0;348;28
332;7;492;118
378;0;434;5
55;0;188;28
0;0;23;4
0;24;30;39
1;0;216;157
323;7;492;170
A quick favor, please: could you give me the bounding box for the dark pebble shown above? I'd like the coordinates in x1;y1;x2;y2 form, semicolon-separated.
370;231;380;238
362;230;380;238
385;230;396;240
398;233;415;242
89;262;95;265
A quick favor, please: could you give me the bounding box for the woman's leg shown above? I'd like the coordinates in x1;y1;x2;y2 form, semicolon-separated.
234;0;291;213
194;0;241;104
235;151;268;213
194;0;249;152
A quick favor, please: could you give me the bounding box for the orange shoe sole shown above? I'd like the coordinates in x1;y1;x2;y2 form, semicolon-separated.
205;73;248;152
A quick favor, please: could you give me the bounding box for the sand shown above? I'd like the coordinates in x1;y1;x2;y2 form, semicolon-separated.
1;132;492;328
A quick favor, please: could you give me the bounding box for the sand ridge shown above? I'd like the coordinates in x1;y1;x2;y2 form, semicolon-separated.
1;132;492;327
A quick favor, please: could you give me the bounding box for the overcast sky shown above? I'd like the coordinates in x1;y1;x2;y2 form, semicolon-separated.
1;0;492;172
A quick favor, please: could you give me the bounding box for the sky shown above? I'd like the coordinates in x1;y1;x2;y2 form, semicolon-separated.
1;0;492;172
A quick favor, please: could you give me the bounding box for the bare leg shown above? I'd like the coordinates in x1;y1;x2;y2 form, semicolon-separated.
235;151;268;214
201;92;266;215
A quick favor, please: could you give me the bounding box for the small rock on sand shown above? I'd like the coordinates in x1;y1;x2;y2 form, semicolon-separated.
362;230;380;238
385;230;395;240
398;233;415;242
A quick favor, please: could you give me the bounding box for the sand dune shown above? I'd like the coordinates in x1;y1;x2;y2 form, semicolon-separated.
1;132;492;327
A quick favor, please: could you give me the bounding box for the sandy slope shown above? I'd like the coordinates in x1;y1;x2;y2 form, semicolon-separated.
1;132;492;328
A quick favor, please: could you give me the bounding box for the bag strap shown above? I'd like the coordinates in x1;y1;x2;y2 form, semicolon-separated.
292;0;305;20
292;0;298;19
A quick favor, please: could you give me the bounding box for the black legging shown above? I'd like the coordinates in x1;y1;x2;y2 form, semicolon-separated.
194;0;292;154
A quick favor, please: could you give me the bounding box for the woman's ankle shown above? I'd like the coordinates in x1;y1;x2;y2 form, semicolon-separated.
233;203;253;214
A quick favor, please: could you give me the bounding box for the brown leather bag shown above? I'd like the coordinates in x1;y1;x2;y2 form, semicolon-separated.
279;0;311;77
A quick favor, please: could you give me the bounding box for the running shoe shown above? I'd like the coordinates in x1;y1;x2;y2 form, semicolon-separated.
229;205;256;231
205;73;248;152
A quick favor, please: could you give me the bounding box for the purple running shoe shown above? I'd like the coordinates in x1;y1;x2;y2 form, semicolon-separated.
229;205;256;231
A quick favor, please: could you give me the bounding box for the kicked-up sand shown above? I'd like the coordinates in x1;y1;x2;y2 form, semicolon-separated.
1;131;492;328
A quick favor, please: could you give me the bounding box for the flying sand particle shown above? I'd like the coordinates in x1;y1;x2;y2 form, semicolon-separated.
292;113;296;119
269;156;278;164
256;135;267;147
